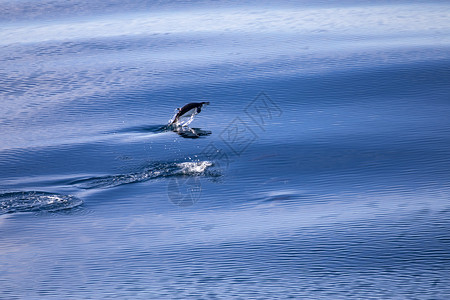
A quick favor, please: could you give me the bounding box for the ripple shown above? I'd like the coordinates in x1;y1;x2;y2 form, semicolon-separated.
0;191;82;214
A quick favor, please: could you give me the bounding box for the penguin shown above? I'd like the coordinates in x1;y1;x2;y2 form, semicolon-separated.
169;102;209;126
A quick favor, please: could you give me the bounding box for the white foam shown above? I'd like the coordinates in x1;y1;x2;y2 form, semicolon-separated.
177;161;213;174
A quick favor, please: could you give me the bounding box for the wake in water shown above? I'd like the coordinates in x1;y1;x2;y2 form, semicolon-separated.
0;161;217;214
71;161;218;189
0;104;214;214
0;191;82;214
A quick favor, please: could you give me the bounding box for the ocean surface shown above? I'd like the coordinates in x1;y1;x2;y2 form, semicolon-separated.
1;1;450;298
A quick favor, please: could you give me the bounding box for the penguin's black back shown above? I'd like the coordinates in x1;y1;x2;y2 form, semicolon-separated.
177;102;203;117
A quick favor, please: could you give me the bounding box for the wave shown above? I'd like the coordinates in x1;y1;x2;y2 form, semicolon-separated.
0;191;82;214
70;160;217;189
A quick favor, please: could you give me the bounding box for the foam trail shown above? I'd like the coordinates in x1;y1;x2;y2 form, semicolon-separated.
71;161;217;189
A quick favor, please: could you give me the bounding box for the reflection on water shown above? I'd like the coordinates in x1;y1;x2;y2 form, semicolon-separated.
172;127;212;139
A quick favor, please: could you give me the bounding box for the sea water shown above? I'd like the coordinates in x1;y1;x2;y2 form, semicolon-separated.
1;0;450;298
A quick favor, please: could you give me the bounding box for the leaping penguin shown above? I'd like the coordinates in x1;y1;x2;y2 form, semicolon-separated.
169;102;210;126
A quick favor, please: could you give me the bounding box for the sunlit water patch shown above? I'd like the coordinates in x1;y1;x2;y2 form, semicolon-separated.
2;4;449;45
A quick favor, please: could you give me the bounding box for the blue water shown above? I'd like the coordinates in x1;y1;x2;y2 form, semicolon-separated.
1;1;450;298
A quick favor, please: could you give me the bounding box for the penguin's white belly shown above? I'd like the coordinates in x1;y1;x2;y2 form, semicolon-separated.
180;108;198;118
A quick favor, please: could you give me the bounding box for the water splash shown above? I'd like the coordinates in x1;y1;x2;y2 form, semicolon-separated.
168;112;197;127
178;161;213;173
71;161;218;189
0;191;82;214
